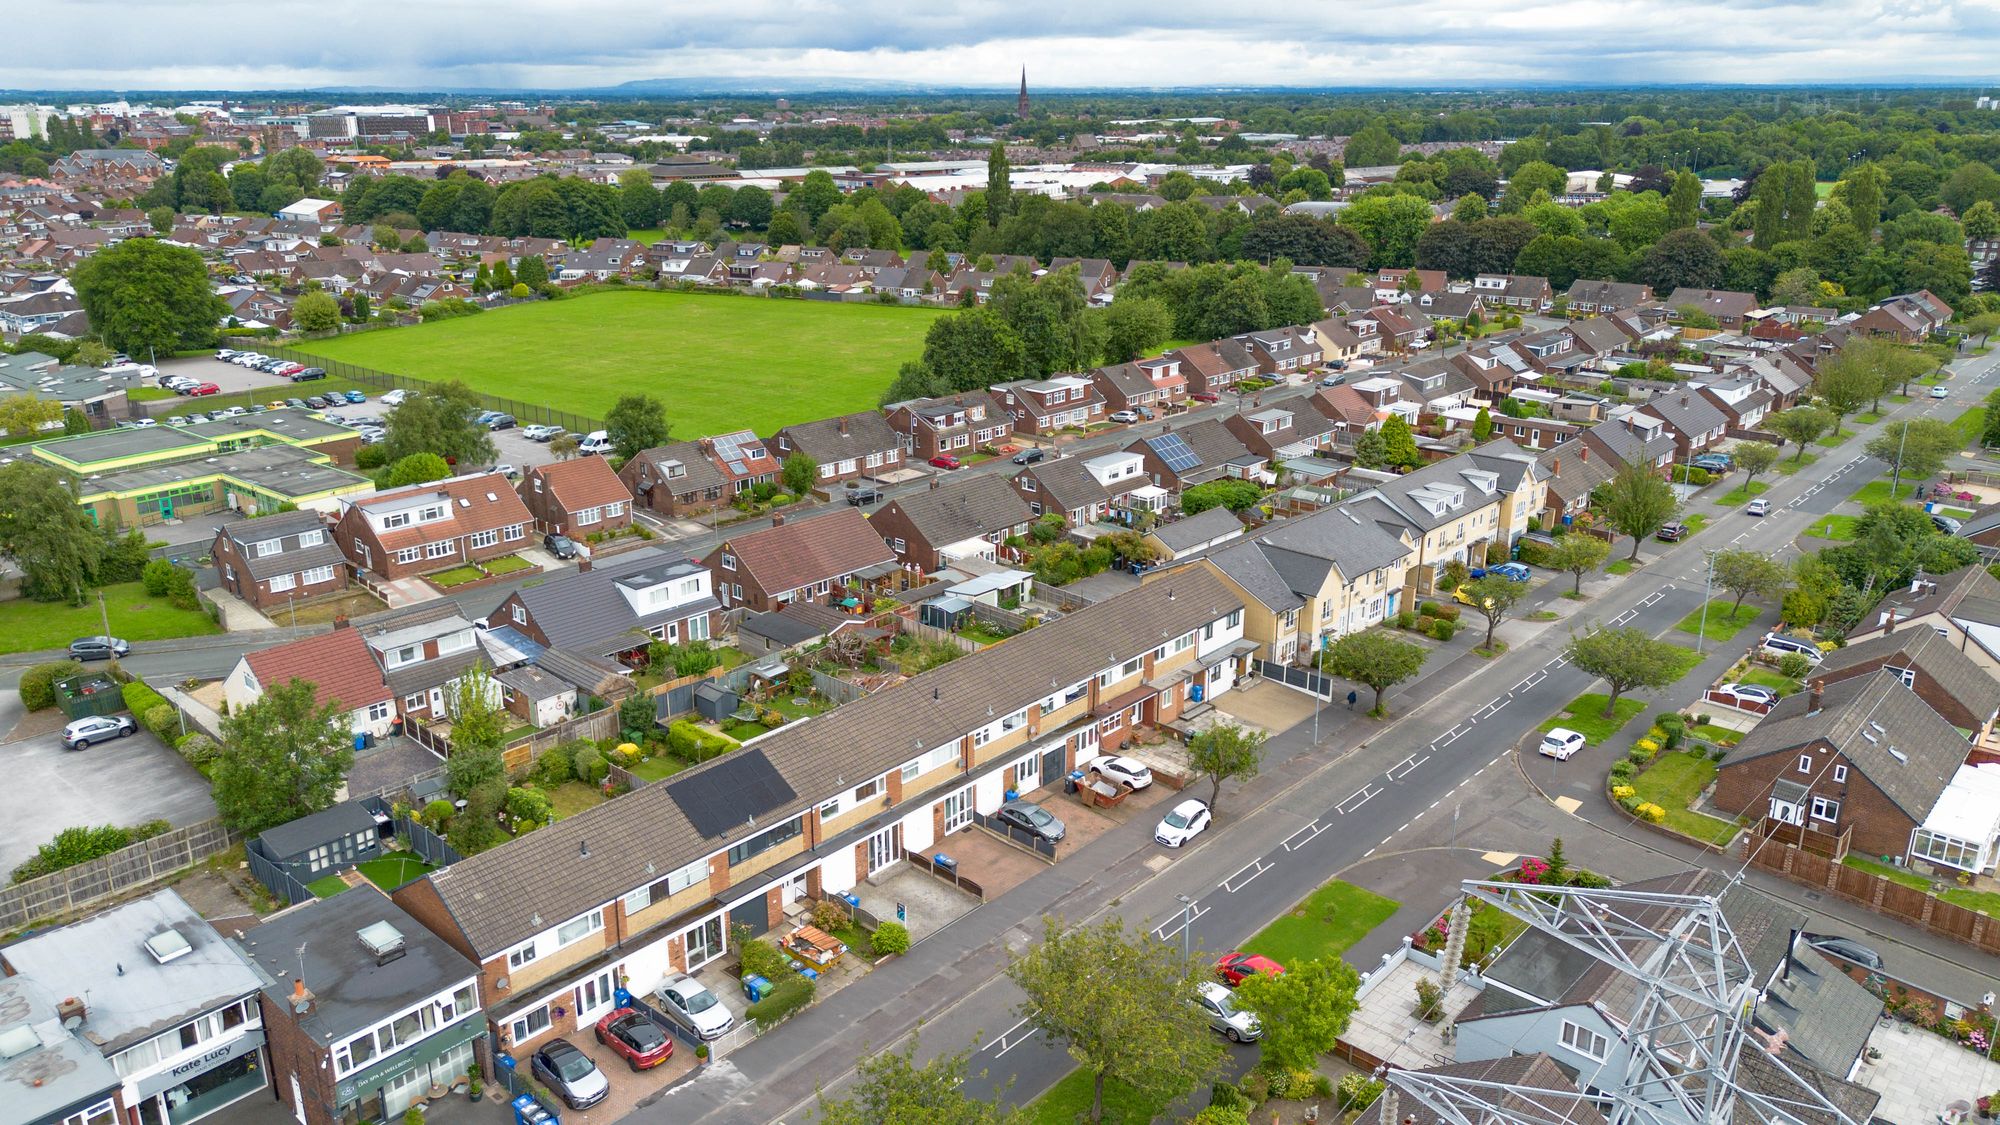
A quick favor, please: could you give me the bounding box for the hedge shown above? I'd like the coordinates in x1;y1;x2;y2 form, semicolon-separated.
12;820;171;884
122;682;179;742
21;661;84;712
746;973;815;1031
667;720;735;763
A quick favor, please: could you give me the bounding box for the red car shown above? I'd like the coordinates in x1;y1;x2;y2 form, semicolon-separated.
1215;952;1284;986
929;454;962;470
593;1008;673;1071
1191;392;1221;403
188;382;220;396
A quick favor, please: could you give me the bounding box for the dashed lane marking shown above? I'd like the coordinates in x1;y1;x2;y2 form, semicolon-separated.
1221;858;1272;893
1388;752;1429;781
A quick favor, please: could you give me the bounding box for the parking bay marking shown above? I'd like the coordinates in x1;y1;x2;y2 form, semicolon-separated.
1337;785;1381;814
986;1016;1035;1057
1388;752;1429;781
1151;902;1208;944
1284;819;1328;851
1222;858;1272;893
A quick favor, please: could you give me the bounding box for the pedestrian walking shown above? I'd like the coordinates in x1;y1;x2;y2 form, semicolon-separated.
1346;690;1358;710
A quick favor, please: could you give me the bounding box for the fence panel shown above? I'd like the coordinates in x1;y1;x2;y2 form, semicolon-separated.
393;812;464;866
970;812;1058;862
256;343;609;435
809;670;866;705
1256;659;1334;700
901;620;981;654
245;840;317;906
0;819;237;930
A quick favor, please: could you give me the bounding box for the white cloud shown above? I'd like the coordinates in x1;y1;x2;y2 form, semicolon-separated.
7;0;2000;89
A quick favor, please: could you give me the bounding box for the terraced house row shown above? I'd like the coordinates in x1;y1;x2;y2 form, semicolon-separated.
386;572;1251;1060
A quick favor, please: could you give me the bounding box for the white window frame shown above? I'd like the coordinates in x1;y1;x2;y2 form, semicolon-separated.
1560;1019;1608;1061
470;528;498;549
504;523;526;541
426;540;455;559
268;572;296;593
1810;796;1841;823
1797;755;1813;774
555;907;606;948
1832;764;1848;783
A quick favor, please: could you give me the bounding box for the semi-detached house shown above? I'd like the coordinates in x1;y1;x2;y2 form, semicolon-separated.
333;472;532;581
389;574;1250;1069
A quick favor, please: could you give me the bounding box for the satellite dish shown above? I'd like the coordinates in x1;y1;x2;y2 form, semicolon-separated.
495;976;509;992
60;1015;82;1031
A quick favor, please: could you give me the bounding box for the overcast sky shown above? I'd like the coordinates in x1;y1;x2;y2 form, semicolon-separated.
9;0;2000;91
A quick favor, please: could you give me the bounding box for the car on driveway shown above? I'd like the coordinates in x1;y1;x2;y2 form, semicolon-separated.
1155;797;1211;847
530;1038;609;1110
1214;951;1283;986
61;714;136;750
543;533;578;560
846;486;882;506
1109;409;1140;424
1655;522;1687;542
996;798;1066;842
594;1008;673;1071
1746;498;1769;516
1091;755;1153;789
1803;932;1883;971
1713;683;1779;708
1539;727;1586;760
1933;514;1964;534
1482;562;1531;582
1012;447;1045;465
69;636;129;661
1195;980;1261;1042
655;974;736;1040
928;453;962;470
1191;392;1220;403
1691;453;1733;472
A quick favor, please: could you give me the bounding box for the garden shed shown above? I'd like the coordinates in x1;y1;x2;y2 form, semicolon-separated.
919;594;976;631
693;680;739;723
255;800;381;881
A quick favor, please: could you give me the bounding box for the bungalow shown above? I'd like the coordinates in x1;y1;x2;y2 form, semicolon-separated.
704;508;899;613
225;625;397;740
1125;418;1260;493
490;548;720;662
1011;456;1114;526
1666;287;1758;329
1809;626;2000;734
211;510;349;612
1564;278;1653;315
1090;356;1189;415
883;392;1013;463
991;374;1107;434
1412;289;1485;324
1631;392;1730;459
773;411;904;485
867;475;1036;572
518;456;630;539
1469;273;1553;311
333;472;533;582
1142;507;1244;561
620;430;781;519
1852;289;1954;343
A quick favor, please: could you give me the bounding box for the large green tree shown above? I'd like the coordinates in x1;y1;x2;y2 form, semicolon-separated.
0;462;103;603
1321;629;1428;716
72;238;229;356
1459;574;1526;652
1767;406;1832;463
1565;627;1687;719
213;678;354;834
1229;958;1361;1072
382;380;497;468
292;289;342;334
1866;418;1962;490
0;395;62;440
1546;533;1611;596
1711;549;1790;616
1185;721;1266;808
815;1041;1022;1125
1094;296;1173;364
1596;464;1679;561
605;393;670;460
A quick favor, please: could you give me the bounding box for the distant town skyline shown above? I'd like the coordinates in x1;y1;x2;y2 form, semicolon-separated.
7;0;2000;93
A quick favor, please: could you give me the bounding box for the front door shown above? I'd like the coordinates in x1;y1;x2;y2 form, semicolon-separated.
1769;799;1805;826
1041;746;1064;788
1072;726;1099;768
867;825;902;874
428;686;445;715
683;916;722;970
575;968;618;1024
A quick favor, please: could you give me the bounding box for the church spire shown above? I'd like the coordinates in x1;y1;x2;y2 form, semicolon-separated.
1017;67;1029;116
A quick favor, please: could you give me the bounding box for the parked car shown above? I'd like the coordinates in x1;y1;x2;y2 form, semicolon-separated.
291;367;327;382
380;389;409;406
61;714;136;750
928;453;962;470
543;533;578;560
215;348;239;360
1109;410;1140;424
1539;727;1586;760
577;430;612;455
1317;374;1346;387
1214;951;1284;986
1191;392;1221;403
996;798;1066;842
1758;632;1824;666
594;1008;673;1071
655;974;736;1040
487;413;517;431
1931;385;1951;400
165;415;189;426
1483;562;1531;582
522;424;562;441
845;486;882;506
304;395;331;410
530;1039;609;1110
1933;514;1964;534
128;417;158;428
1195;980;1262;1042
188;382;220;397
1155;797;1212;847
342;389;367;403
272;362;305;377
68;636;130;661
1012;447;1045;465
1091;755;1153;790
285;398;308;409
1691;453;1733;472
494;463;520;479
1713;683;1779;708
1802;932;1884;971
1746;498;1770;516
222;406;247;417
1654;522;1687;542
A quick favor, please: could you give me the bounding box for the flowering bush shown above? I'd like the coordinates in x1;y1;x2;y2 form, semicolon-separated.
1518;858;1550;884
1612;784;1637;800
1637;802;1667;824
1637;738;1660;753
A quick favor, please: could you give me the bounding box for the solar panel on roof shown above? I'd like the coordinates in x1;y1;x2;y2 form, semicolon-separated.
665;749;799;837
1151;433;1200;472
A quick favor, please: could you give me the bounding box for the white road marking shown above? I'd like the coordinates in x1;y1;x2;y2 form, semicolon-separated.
1283;819;1328;851
1151;902;1208;944
1388;752;1429;780
1221;858;1272;893
1337;786;1381;814
985;1017;1034;1056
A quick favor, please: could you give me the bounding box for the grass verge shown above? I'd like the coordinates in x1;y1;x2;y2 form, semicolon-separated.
1630;752;1739;845
1716;481;1770;506
1242;878;1400;966
1674;602;1762;643
1541;695;1648;744
1849;479;1917;506
1844;853;2000;915
0;581;221;655
1807;514;1861;541
1025;1071;1164;1125
1606;559;1636;576
1775;451;1820;475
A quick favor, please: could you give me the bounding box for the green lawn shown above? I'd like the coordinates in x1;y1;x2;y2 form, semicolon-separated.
485;554;535;576
627;755;686;781
1606;559;1637;576
1735;667;1802;695
624;228;674;244
1844;853;2000;915
1807;514;1860;541
1681;513;1710;538
1542;694;1648;744
1849;479;1917;506
127;386;178;401
1854;411;1884;425
1630;752;1740;845
1775;451;1819;475
1675;602;1762;642
1025;1070;1165;1125
296;289;946;436
1953;407;1987;445
1816;430;1850;448
1242;878;1400;967
546;781;606;820
427;564;485;587
308;874;349;899
0;581;221;655
357;854;437;890
1716;481;1770;506
1688;721;1742;746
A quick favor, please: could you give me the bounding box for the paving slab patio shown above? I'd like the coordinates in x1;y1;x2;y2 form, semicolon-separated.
1859;1018;2000;1124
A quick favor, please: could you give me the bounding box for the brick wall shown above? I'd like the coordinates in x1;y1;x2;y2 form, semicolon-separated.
1714;739;1917;862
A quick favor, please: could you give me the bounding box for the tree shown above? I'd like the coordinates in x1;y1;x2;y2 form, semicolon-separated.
147;206;175;233
986;142;1012;224
1866;418;1962;490
1007;917;1222;1125
1471;407;1494;441
212;678;353;834
1813;341;1890;435
1337;194;1432;269
1767;406;1832;463
1665;171;1701;231
604;393;670;460
1185;722;1265;807
1597;465;1679;560
72;237;229;356
383;380;496;468
1322;630;1428;716
1964;200;2000;243
1546;533;1611;596
1565;627;1687;719
1178;479;1263;515
1964;310;2000;347
1343;123;1402;167
815;1041;1023;1125
292;289;341;334
549;432;580;460
1735;441;1781;491
1379;414;1422;470
781;452;818;496
1353;429;1389;470
1239;214;1369;267
515;255;549;287
1636;228;1724;293
1459;575;1525;652
1229;958;1361;1072
1712;549;1790;615
381;452;451;488
0;462;102;603
0;394;62;440
1840;162;1887;237
443;666;507;796
1095;296;1173;363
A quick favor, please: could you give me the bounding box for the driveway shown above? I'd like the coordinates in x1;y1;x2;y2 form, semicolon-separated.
1;701;218;876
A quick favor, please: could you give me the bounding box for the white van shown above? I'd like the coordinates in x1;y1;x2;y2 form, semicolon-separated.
577;430;612;456
1759;633;1824;666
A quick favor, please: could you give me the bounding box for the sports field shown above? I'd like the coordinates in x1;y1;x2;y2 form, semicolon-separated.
295;289;945;436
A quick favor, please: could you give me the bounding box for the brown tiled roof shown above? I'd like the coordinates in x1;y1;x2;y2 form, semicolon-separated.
525;457;628;514
244;627;390;712
712;508;896;598
347;472;532;553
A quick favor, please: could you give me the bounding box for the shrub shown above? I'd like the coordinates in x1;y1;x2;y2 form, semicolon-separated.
871;920;910;956
1191;1107;1250;1125
572;744;608;785
354;444;388;470
21;661;84;711
738;936;789;981
745;973;814;1030
122;680;168;718
532;743;574;787
505;786;554;825
1338;1074;1385;1110
1415;977;1444;1020
1209;1082;1252;1112
1636;802;1668;823
1778;652;1813;680
176;732;220;767
1611;784;1637;800
1430;601;1461;621
11;821;166;883
1418;601;1442;618
1627;745;1654;765
141;558;177;596
143;703;179;741
1395;610;1418;629
1428;617;1458;641
1608;761;1635;783
809;899;849;932
422;799;455;829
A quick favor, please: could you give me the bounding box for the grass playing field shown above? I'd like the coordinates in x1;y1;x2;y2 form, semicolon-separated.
295;289;946;437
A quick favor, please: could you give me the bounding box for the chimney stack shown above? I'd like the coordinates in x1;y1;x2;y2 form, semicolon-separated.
770;513;785;527
1808;679;1824;713
1551;457;1561;477
55;996;86;1026
837;416;849;435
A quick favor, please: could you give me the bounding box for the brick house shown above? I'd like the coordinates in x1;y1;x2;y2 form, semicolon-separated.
489;548;719;662
883;392;1013;463
1011;456;1114;526
1851;290;1955;343
1564;278;1653;315
1171;338;1263;396
619;430;780;519
518;457;630;538
773;411;904;485
212;510;349;611
1469;273;1554;311
1090;356;1189;415
991;375;1106;435
334;472;532;581
225;625;398;739
1807;627;2000;733
1665;287;1758;329
704;508;898;613
867;475;1035;571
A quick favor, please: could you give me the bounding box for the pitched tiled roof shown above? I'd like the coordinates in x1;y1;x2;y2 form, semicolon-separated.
1814;627;2000;722
777;411;900;463
244;627;390;712
1016;457;1111;512
219;511;346;582
345;472;532;553
1731;670;1968;820
509;548;718;656
714;508;896;598
526;456;628;514
881;475;1035;547
1354;1055;1604;1125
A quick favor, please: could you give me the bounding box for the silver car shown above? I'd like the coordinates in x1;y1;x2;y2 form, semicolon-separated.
62;714;136;750
1195;980;1261;1042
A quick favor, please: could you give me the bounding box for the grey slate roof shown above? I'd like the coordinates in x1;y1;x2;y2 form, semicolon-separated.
1205;540;1305;612
219;510;346;582
1017;456;1111;512
507;548;720;656
1754;951;1881;1079
1731;1044;1881;1125
1730;669;1970;821
776;410;900;463
1148;507;1242;554
884;475;1034;547
534;647;631;695
416;571;1243;956
1355;1054;1604;1125
1814;627;2000;723
629;441;727;496
257;800;377;859
1642;390;1730;439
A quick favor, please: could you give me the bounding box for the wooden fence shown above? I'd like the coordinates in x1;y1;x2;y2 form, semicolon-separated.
901;620;982;654
1743;834;2000;956
0;819;236;931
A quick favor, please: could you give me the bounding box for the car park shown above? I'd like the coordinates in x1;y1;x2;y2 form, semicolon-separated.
285;398;308;409
487;413;517;430
1154;797;1211;847
929;453;962;470
165;415;189;426
655;974;736;1040
1091;755;1153;789
1109;409;1140;423
530;1039;609;1110
1802;932;1883;971
1932;385;1951;399
272;362;304;376
1012;447;1045;465
1539;727;1586;760
1195;980;1262;1042
342;389;366;403
129;417;158;428
845;486;882;506
542;533;578;560
996;799;1066;842
215;348;239;360
523;424;563;441
1214;951;1283;986
61;714;136;750
593;1008;673;1071
68;636;130;661
1746;498;1770;516
1713;683;1779;708
1758;632;1824;666
1654;522;1687;542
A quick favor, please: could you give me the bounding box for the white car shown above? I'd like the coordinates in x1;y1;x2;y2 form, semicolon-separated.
1155;798;1212;847
1539;727;1587;760
1091;755;1153;790
380;389;409;406
1932;385;1950;399
655;974;736;1040
1109;410;1140;424
1746;498;1769;516
522;423;561;441
1714;683;1779;708
1195;980;1262;1042
128;417;157;428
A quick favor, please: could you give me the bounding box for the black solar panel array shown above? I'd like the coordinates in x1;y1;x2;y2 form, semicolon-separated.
665;749;800;837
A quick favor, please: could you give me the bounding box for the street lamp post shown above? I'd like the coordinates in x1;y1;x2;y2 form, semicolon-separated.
1696;549;1717;655
1174;893;1194;960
